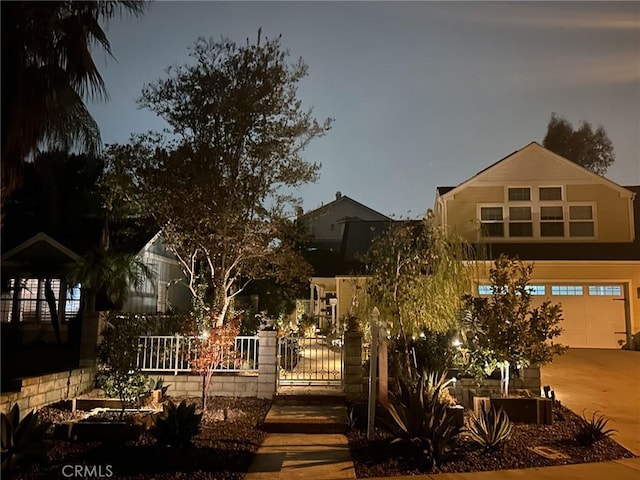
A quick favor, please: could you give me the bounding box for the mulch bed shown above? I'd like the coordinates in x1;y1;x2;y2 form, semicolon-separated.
348;404;635;477
9;396;271;480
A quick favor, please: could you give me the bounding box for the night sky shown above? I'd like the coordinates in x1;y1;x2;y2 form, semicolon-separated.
88;1;640;218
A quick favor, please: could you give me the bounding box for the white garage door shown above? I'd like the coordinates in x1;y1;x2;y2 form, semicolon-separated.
546;284;626;349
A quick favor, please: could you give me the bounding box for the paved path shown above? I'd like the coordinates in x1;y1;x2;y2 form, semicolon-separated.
246;433;356;480
540;348;640;455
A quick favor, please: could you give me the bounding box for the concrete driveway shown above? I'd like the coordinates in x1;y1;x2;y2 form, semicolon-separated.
541;348;640;455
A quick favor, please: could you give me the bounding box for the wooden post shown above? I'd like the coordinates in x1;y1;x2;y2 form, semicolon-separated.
367;307;380;440
378;321;389;408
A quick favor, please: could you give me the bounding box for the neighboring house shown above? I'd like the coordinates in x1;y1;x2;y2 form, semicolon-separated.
114;230;191;315
1;233;82;343
297;192;392;328
1;230;191;344
434;142;639;349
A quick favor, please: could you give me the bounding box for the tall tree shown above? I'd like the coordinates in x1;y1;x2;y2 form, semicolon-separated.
363;213;480;379
1;1;147;205
109;32;332;327
542;113;615;176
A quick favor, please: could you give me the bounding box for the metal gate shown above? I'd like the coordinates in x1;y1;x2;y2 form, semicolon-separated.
277;335;344;387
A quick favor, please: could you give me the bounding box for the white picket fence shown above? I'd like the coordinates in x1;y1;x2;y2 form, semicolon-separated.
136;335;259;375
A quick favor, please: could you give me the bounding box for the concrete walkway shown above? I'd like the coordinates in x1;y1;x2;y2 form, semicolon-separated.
246;433;356;480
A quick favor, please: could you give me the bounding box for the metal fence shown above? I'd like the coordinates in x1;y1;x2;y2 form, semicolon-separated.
137;335;259;374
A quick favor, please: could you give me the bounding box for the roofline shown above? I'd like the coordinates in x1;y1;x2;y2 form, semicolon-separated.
299;195;391;221
439;142;636;200
1;232;81;262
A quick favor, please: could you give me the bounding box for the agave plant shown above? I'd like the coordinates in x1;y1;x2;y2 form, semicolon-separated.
383;370;460;470
1;404;51;472
467;402;512;450
149;377;171;398
574;410;617;446
150;400;202;447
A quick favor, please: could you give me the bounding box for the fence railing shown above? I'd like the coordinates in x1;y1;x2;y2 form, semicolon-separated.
137;335;259;374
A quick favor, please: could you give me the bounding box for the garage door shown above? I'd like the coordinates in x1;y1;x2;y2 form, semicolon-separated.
545;284;626;349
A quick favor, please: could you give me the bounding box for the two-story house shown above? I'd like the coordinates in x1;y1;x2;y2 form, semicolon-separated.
297;192;391;328
435;142;639;349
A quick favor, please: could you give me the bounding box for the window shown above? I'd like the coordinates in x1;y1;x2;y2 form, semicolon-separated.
540;206;564;237
551;285;583;296
157;281;168;313
1;280;15;322
588;285;622;296
508;206;533;237
508;187;531;201
525;285;546;295
539;187;562;201
569;205;594;237
65;285;81;321
478;285;493;295
1;278;75;322
480;207;504;237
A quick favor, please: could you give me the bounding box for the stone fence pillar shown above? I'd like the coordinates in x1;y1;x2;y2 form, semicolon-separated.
344;329;363;401
257;330;278;399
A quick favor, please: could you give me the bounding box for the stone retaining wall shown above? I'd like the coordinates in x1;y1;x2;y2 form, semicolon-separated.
155;372;260;398
1;368;96;418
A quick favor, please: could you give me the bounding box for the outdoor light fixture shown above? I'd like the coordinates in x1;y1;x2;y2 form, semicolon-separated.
452;338;462;347
200;330;209;340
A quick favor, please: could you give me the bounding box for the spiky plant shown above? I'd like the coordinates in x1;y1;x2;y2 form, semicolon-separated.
1;404;51;472
150;400;202;447
383;370;460;470
467;402;512;450
574;411;617;446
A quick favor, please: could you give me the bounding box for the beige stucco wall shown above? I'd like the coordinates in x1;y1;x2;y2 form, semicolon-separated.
443;183;633;243
442;186;504;241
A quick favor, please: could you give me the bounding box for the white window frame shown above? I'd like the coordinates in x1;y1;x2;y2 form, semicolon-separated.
551;285;584;296
507;186;532;202
507;205;533;238
540;204;565;237
478;204;505;238
588;285;622;296
538;185;564;202
568;203;597;238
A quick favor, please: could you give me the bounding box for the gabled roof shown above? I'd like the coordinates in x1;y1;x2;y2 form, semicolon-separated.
1;232;81;276
299;194;391;221
437;142;635;200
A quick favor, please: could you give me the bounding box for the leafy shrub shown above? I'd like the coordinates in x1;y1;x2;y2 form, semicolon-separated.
96;371;148;412
150;400;202;447
1;404;50;472
97;313;150;417
574;411;617;446
382;370;460;470
467;403;512;450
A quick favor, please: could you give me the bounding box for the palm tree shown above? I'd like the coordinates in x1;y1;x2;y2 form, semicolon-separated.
1;1;147;205
65;249;155;348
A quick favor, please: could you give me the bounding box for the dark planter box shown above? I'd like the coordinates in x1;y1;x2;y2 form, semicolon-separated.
59;421;143;441
490;397;552;425
447;405;465;429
